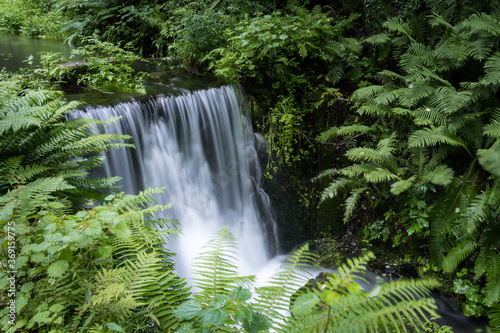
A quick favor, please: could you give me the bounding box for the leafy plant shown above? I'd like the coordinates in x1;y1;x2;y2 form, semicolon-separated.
56;0;167;55
0;0;67;38
175;228;440;332
0;180;188;332
0;77;190;332
0;80;130;201
69;36;149;93
289;252;440;332
174;227;270;332
316;7;500;327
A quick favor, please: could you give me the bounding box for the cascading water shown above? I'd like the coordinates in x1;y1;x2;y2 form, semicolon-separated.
69;86;279;281
68;85;489;332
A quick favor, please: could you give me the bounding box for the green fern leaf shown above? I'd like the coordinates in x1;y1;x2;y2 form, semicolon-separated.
390;176;416;195
423;164;454;186
253;244;317;330
319;177;352;202
461;13;500;37
478;141;500;176
481;52;500;86
408;127;467;149
364;33;391;45
485;255;500;304
343;187;367;223
442;241;478;273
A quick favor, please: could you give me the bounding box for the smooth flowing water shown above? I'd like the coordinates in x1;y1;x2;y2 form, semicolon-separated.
68;85;490;332
0;33;76;72
69;86;279;280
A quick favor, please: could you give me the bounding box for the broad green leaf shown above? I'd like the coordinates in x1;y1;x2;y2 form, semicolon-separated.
20;282;34;293
47;260;69;278
174;300;202;320
199;308;228;327
16;296;29;314
247;312;270;331
236;288;252;301
57;248;74;262
210;295;228;309
291;292;320;317
49;304;65;313
106;322;125;332
234;305;252;322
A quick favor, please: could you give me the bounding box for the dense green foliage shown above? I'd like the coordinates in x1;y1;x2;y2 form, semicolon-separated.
0;81;129;200
316;5;500;323
0;81;190;332
0;0;66;38
174;227;440;332
12;37;148;93
2;0;500;330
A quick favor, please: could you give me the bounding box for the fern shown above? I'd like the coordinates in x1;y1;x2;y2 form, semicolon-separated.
317;124;371;142
408;127;467;149
442;240;479;273
0;82;131;201
343;187;368;223
253;244;318;330
288;252;440;332
318;177;354;203
193;227;254;301
478;141;500;176
481;52;500;86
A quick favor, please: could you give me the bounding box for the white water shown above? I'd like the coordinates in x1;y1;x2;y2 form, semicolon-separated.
69;86;279;281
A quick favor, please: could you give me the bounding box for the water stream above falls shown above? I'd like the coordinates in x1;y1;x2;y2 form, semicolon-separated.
69;86;279;281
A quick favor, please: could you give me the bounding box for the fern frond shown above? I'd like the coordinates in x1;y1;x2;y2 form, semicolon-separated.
434;38;469;65
352;85;394;102
319;177;353;203
464;38;494;60
401;43;437;69
343;187;367;223
383;17;416;42
19;176;75;197
193;227;252;300
480;52;500;86
346;148;389;164
356;103;393;116
390;177;416;195
253;244;317;330
288;252;439;332
364;168;400;183
483;109;500;138
326;64;344;85
478;141;500;176
364;33;391;45
408;127;467;149
376;70;406;85
121;251;189;331
422;164;454;186
429;86;476;114
485;255;500;305
461;12;500;37
430;167;478;265
442;240;479;273
397;82;436;108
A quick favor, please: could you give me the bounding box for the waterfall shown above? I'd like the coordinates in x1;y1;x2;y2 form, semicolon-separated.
69;86;279;280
